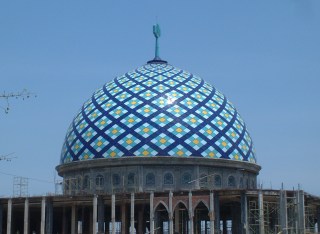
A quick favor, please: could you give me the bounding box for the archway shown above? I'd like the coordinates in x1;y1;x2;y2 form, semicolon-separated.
173;202;189;234
194;201;210;234
154;202;169;234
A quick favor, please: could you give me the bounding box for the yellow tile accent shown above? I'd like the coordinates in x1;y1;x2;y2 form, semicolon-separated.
176;128;183;133
177;150;184;156
160;138;166;144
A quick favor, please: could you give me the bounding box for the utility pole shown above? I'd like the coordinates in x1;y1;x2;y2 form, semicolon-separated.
0;153;16;161
0;89;36;113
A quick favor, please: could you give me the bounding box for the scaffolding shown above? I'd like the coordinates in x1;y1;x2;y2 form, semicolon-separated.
263;200;280;234
287;195;298;234
305;205;317;233
248;200;259;233
13;176;28;197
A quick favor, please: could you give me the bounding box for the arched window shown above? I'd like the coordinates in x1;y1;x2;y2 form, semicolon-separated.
127;173;135;185
228;176;236;188
251;180;255;189
65;179;70;191
95;174;104;188
146;173;155;186
182;172;192;185
164;173;173;185
214;175;222;187
240;177;244;188
199;174;208;187
83;175;90;189
112;174;120;186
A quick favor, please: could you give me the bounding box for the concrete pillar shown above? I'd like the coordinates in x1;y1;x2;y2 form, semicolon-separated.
258;191;264;234
279;190;288;234
41;197;46;234
130;193;135;234
93;195;98;234
169;191;173;234
195;166;200;190
241;192;248;234
188;191;194;234
46;199;53;234
98;196;105;234
24;198;29;234
71;204;76;234
0;203;3;234
296;190;305;234
150;192;154;234
7;199;12;234
121;202;126;234
111;194;116;234
222;219;227;234
62;207;68;234
138;208;144;234
174;209;179;233
316;207;320;233
209;192;215;234
214;193;220;234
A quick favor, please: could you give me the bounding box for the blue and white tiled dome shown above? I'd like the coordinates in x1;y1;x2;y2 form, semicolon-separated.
60;62;256;164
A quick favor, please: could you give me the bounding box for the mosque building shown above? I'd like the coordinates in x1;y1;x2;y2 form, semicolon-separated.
0;25;319;234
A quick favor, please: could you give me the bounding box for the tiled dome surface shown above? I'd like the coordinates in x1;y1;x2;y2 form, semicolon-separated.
60;63;256;164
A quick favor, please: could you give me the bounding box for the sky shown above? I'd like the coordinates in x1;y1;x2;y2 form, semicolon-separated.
0;0;320;196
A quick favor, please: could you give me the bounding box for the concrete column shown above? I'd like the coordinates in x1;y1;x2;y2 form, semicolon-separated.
130;193;135;234
41;197;46;234
214;193;220;234
174;209;179;233
98;196;105;234
316;207;320;233
138;209;143;234
258;191;264;234
62;207;67;234
46;200;53;234
241;192;248;234
71;204;76;234
188;191;194;234
24;198;29;234
169;191;173;234
121;202;126;234
279;190;288;234
209;192;215;234
222;219;227;234
0;203;3;234
111;194;116;234
195;166;200;189
7;199;12;234
93;195;98;234
150;192;154;234
7;198;12;234
296;190;305;234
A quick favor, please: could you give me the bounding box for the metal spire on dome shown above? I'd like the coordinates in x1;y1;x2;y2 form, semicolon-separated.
147;24;167;64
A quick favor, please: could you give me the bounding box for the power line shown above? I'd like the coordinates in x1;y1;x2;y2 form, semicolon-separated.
0;170;54;184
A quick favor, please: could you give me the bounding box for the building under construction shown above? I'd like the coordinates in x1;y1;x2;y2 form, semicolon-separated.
1;28;319;233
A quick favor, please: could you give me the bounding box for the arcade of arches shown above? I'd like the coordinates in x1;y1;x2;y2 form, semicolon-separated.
1;189;319;234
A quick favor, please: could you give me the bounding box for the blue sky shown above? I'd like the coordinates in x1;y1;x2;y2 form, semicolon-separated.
1;0;319;196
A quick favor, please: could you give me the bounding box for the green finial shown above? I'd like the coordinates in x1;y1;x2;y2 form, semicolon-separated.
153;24;161;59
147;24;167;64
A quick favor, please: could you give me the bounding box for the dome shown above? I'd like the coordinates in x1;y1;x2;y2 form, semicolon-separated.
60;62;256;165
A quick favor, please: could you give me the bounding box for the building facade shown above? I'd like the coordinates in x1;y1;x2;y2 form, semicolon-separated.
1;32;320;234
